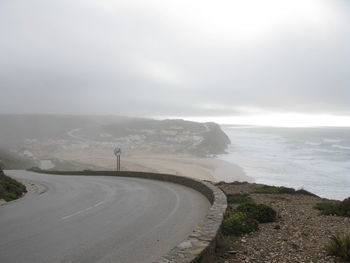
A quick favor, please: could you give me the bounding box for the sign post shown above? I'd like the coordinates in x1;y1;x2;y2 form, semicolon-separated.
114;148;122;172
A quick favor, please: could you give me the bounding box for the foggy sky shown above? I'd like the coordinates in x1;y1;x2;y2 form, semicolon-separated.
1;0;350;118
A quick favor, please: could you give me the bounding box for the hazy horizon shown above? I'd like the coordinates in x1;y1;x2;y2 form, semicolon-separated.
1;0;350;126
2;112;350;127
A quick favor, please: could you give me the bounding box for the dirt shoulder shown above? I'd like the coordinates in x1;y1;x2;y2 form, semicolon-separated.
216;182;350;263
0;170;27;202
0;173;47;205
17;178;47;197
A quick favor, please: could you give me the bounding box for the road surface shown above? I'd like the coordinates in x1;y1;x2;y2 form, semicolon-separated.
0;171;210;263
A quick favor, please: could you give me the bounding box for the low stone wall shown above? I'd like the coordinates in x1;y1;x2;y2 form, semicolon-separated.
30;169;227;263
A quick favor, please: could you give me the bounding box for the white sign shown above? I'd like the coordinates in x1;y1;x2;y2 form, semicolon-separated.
114;148;122;156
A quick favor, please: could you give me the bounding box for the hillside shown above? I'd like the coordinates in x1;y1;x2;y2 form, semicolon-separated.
0;114;231;169
0;148;36;169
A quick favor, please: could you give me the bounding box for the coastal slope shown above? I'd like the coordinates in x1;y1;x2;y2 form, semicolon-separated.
0;114;251;183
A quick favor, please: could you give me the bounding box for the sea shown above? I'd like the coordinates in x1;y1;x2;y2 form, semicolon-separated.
219;126;350;200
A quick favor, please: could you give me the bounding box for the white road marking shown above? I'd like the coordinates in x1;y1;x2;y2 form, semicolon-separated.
61;201;104;220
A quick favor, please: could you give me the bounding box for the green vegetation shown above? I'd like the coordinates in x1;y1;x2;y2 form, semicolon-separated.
314;198;350;217
236;203;277;223
326;235;350;262
222;211;259;236
254;185;317;196
215;235;239;261
223;191;277;237
227;193;253;205
0;169;27;201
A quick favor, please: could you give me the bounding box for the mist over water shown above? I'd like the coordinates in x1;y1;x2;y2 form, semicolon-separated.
219;126;350;200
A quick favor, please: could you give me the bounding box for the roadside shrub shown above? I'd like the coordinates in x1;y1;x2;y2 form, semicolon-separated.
228;181;249;185
215;234;238;259
254;185;317;196
4;192;16;201
315;199;350;217
254;185;295;194
295;188;318;197
315;202;340;215
0;173;27;201
222;211;259;236
326;235;350;262
227;193;253;205
236;203;277;223
341;197;350;212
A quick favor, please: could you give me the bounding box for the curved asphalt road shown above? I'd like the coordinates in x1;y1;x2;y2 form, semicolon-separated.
0;171;210;263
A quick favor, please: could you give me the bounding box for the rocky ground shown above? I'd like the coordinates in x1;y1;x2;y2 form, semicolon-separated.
215;182;350;263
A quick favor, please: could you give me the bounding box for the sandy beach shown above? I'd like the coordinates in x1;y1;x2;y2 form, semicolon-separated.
52;148;252;182
122;154;252;182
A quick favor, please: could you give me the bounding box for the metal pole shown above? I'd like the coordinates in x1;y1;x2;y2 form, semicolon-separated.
117;156;120;171
117;156;119;171
114;147;122;173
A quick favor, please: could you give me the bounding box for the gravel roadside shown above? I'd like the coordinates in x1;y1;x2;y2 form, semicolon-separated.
0;178;47;206
216;182;349;263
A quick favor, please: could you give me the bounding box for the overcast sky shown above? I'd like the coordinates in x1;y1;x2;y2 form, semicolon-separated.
1;0;350;123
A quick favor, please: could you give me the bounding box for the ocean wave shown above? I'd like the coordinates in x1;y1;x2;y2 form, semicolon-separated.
332;144;350;150
225;125;255;129
323;138;342;143
221;126;350;200
304;141;322;146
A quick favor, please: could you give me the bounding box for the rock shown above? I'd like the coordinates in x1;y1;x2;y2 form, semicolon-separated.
177;240;192;249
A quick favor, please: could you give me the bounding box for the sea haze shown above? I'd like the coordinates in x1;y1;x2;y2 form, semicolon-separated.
219;126;350;200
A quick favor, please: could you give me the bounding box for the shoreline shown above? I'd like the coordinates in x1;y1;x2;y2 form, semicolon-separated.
121;153;253;183
221;126;350;201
